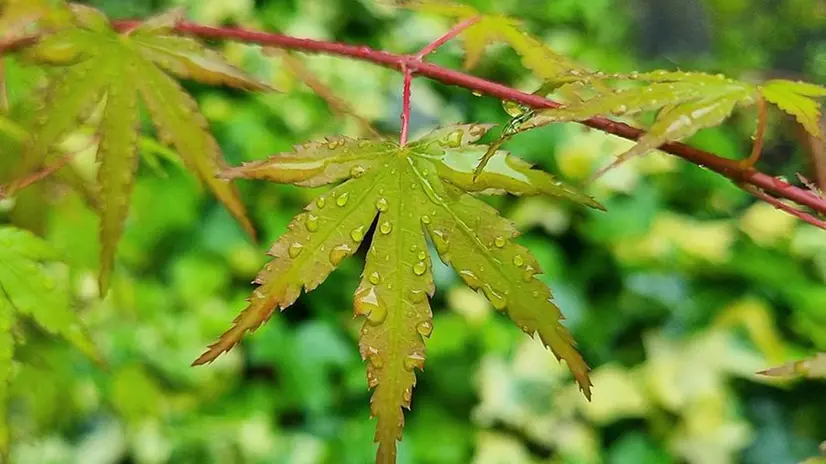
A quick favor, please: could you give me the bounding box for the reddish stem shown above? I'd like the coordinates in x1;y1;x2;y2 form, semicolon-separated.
11;20;805;222
400;64;412;146
415;16;481;59
742;184;826;229
742;95;767;168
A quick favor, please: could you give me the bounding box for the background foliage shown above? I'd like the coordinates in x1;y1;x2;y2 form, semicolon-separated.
2;0;825;463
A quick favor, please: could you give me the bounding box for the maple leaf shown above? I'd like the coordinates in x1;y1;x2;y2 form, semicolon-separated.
476;71;759;176
399;1;588;79
758;353;826;380
196;124;600;463
0;226;98;456
760;79;826;138
8;5;272;294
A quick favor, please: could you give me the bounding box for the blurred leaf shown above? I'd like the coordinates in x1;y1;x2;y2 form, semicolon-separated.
760;79;826;137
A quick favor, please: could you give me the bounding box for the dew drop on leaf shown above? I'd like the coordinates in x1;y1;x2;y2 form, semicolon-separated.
421;215;431;225
431;229;450;254
369;271;381;285
355;286;388;325
410;289;427;303
379;221;393;235
376;197;389;212
512;255;524;267
447;129;465;148
459;269;481;287
494;236;506;248
329;244;353;266
404;352;426;371
522;265;536;282
336;193;350;207
316;197;327;209
417;251;427;261
350;226;366;242
288;243;304;258
483;285;507;311
306;214;319;232
350;166;366;178
416;321;433;337
413;261;427;276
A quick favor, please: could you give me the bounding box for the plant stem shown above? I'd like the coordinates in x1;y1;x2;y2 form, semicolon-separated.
400;64;412;146
97;20;821;220
415;16;480;59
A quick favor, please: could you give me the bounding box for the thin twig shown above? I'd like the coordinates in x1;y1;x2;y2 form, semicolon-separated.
399;63;412;146
742;183;826;229
0;19;798;223
268;49;381;138
742;95;767;168
415;16;480;59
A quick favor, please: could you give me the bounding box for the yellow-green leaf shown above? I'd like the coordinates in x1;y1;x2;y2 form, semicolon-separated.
220;137;396;187
14;5;272;293
761;79;826;137
758;353;826;379
200;128;594;462
357;160;434;464
97;75;140;293
0;297;14;458
411;124;603;209
193;167;388;364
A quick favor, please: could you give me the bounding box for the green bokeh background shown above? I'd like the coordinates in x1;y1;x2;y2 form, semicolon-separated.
3;0;826;463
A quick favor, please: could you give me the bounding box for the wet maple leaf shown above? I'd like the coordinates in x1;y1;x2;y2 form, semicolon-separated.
195;124;601;464
8;6;272;294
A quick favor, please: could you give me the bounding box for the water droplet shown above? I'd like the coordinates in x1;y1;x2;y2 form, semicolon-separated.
336;192;350;206
413;261;427;276
494;236;506;248
483;285;507;310
288;243;303;258
459;269;481;287
612;104;627;114
355;286;387;325
350;226;366;242
522;265;536;282
471;90;482;97
404;352;425;371
417;251;427;261
431;230;450;254
445;129;463;148
421;215;431;225
422;169;429;176
350;166;366;178
326;141;338;150
410;289;427;303
379;221;393;235
316;197;326;209
416;320;433;337
369;352;384;369
329;244;353;266
512;255;524;267
306;214;319;232
367;372;379;388
369;271;381;285
375;197;389;212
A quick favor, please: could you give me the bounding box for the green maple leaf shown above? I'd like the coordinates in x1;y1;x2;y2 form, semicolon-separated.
9;5;272;294
400;1;588;79
760;79;826;138
758;353;826;380
0;226;98;457
195;124;600;463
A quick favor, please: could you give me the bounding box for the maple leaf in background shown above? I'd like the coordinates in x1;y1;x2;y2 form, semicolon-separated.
0;226;98;457
194;124;602;463
7;6;272;294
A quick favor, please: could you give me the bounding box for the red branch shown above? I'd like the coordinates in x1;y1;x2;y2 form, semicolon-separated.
399;64;412;146
77;20;817;221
